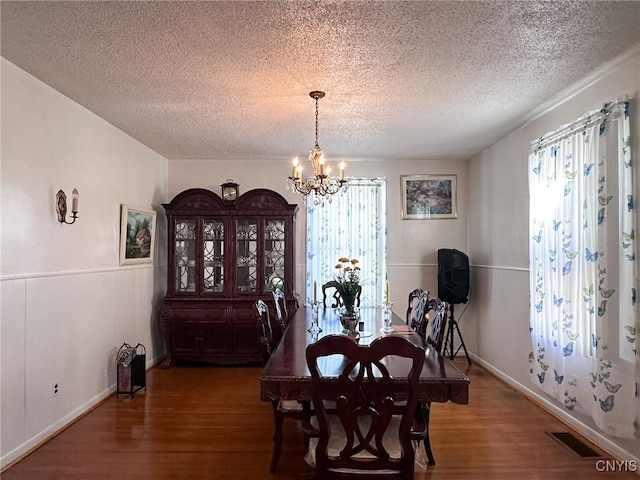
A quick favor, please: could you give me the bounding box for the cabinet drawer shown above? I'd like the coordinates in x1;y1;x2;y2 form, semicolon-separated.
231;307;255;323
171;308;227;322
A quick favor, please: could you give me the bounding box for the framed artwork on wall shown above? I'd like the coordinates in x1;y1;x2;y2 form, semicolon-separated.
400;174;457;219
119;204;157;265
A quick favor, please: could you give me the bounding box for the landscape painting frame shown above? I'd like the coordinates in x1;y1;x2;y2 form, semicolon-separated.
119;204;157;265
400;174;457;219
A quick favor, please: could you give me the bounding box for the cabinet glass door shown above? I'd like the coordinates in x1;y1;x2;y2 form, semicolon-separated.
175;219;196;293
236;219;258;293
203;220;224;293
264;219;286;292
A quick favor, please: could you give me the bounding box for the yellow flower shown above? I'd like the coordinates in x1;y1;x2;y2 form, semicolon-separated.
334;257;362;288
332;257;363;314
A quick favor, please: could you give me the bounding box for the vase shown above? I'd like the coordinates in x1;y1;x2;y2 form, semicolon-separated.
339;306;360;335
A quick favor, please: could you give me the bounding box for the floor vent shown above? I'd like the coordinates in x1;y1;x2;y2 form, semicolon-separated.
547;431;602;459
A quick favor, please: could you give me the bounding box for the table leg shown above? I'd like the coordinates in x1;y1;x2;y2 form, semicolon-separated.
270;401;284;473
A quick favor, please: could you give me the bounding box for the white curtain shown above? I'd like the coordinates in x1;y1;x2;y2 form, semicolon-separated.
306;178;386;307
528;99;638;438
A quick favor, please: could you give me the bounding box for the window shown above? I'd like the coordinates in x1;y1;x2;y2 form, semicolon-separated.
528;99;637;438
306;178;386;307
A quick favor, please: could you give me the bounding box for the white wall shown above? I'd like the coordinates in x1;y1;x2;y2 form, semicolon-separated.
168;158;469;316
0;59;168;467
4;42;637;470
467;49;640;461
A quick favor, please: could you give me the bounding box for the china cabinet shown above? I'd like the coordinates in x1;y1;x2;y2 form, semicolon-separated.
160;187;298;366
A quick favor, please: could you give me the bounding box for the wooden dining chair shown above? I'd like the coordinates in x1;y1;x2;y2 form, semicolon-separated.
322;280;362;309
255;299;310;473
303;334;427;479
405;288;429;336
419;296;450;466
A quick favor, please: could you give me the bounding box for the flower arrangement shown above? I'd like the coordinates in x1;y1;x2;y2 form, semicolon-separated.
335;257;361;315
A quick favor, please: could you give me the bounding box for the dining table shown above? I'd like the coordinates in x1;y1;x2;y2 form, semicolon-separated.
260;305;470;406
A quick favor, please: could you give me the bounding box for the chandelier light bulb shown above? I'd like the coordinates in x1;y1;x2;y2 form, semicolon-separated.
71;188;79;212
291;157;299;178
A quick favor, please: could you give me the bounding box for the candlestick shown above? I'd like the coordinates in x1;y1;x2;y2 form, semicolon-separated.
382;300;395;333
386;280;390;303
308;300;322;334
313;281;317;303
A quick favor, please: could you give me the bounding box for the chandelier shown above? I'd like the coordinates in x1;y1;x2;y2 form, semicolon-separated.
286;91;346;204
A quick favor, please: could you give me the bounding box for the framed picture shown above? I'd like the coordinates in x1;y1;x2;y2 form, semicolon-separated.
119;204;157;265
400;174;457;219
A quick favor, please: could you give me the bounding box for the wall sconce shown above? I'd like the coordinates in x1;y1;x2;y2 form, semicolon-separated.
56;188;79;224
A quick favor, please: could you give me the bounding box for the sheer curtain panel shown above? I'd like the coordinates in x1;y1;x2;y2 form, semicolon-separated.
528;99;638;438
306;178;386;308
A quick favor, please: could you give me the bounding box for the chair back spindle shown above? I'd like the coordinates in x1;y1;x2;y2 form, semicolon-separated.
272;288;288;333
256;299;274;364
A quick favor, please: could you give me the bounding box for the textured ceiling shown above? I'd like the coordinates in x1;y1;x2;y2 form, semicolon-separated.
2;1;639;162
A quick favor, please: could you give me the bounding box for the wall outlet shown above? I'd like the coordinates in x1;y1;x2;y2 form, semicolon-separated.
52;382;59;397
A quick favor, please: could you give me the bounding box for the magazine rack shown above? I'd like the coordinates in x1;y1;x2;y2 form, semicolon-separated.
116;343;146;398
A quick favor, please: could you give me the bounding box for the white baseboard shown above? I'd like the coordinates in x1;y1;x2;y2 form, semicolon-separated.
0;352;165;471
468;352;640;465
1;386;115;469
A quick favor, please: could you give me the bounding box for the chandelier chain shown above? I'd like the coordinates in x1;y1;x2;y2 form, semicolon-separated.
314;96;320;149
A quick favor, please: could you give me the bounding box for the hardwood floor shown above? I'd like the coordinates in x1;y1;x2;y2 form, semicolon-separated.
3;359;637;479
